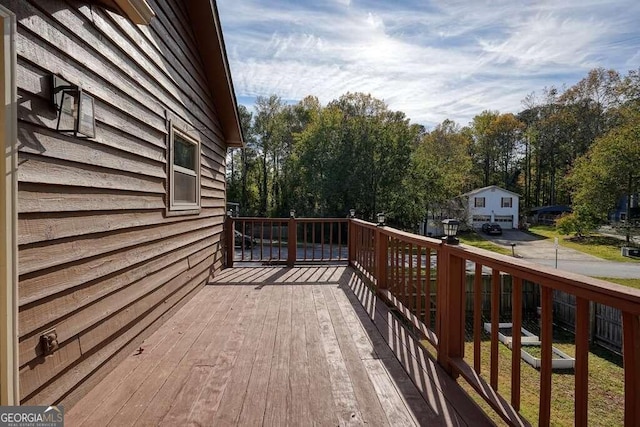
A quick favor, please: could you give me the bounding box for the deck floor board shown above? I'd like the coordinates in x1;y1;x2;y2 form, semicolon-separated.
68;266;492;426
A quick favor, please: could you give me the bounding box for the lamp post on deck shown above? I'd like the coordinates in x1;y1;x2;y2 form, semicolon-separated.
441;219;460;245
376;212;385;226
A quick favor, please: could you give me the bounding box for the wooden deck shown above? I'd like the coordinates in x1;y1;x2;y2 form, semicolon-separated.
67;266;491;426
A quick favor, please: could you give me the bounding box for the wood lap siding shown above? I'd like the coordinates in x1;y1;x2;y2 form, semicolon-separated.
12;0;228;406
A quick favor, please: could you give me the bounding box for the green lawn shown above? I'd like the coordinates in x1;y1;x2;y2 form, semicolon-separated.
458;231;514;256
450;332;624;426
528;225;639;263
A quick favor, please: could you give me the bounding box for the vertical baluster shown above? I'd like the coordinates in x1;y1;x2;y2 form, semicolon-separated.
408;243;414;314
225;215;234;267
338;221;342;260
539;285;553;426
511;276;522;411
321;221;325;261
312;222;316;261
622;312;640;427
357;226;361;267
303;223;307;261
400;243;405;306
260;220;264;261
367;230;375;276
490;269;500;390
279;220;283;260
474;263;482;374
245;221;255;261
416;245;422;325
575;297;589;426
269;222;273;261
359;227;363;268
329;221;333;261
425;247;431;328
388;238;395;294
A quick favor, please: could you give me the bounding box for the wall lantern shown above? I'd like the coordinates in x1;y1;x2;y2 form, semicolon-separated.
349;209;356;218
290;209;296;218
51;75;96;138
376;212;385;226
441;218;460;245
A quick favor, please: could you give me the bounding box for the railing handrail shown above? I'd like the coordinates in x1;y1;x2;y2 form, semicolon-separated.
229;216;349;222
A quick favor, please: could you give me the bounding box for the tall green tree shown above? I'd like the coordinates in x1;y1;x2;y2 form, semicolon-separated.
413;119;472;225
253;95;286;216
568;108;640;241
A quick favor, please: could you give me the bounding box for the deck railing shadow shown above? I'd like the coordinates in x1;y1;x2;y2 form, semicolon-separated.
335;270;491;425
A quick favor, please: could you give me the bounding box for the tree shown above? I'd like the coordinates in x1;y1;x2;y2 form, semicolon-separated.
470;110;499;187
253;95;286;216
413;119;472;228
567;108;640;242
227;105;261;215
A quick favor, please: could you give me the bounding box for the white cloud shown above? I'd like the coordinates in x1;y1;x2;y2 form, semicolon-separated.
217;0;640;127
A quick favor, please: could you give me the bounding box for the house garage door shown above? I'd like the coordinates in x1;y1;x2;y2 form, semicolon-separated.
494;215;513;229
472;215;491;228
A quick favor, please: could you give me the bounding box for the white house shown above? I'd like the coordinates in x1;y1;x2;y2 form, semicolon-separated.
463;186;520;229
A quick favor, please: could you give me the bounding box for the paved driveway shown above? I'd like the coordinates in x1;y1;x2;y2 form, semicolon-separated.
479;229;640;279
483;230;600;261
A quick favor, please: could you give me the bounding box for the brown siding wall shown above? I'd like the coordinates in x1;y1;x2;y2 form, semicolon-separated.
9;0;228;406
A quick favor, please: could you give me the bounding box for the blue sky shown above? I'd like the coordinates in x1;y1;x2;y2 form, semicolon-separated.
217;0;640;128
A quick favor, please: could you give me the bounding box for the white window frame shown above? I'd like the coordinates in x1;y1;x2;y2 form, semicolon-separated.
167;122;201;215
474;197;485;208
501;197;512;208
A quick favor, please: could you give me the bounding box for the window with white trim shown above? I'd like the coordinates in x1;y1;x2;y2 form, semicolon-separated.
168;125;200;213
501;197;512;208
474;197;485;208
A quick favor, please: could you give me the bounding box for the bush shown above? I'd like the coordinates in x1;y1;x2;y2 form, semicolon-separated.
556;212;596;237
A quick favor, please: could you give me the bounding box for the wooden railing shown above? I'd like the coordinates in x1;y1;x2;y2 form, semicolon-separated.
225;217;640;426
348;218;640;427
225;217;348;266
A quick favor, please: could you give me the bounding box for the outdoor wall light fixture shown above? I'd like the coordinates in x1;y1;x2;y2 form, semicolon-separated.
349;209;356;218
290;209;296;218
376;212;385;226
227;209;234;217
51;75;96;138
441;219;460;245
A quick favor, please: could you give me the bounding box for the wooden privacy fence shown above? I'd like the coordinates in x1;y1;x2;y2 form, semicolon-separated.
348;218;640;427
224;217;640;426
554;291;623;352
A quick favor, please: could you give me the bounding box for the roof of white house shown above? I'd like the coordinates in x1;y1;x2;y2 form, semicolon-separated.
463;185;520;198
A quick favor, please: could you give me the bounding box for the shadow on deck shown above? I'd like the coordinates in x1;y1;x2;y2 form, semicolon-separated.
67;266;491;426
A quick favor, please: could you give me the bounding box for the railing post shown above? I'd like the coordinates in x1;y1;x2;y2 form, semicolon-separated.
375;226;388;293
287;217;297;267
436;244;465;376
225;215;234;268
348;219;355;267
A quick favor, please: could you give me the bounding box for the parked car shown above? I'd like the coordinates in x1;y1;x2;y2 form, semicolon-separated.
234;230;255;247
481;223;502;235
